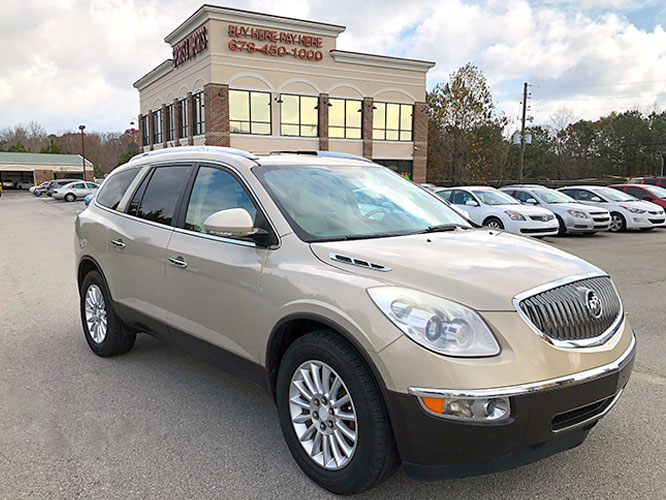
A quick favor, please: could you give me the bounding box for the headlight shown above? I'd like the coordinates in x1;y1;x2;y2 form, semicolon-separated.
620;205;645;214
367;287;500;357
567;209;589;219
504;210;525;221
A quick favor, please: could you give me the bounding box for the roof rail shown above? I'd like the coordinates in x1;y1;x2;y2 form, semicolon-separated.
129;146;258;163
268;150;373;163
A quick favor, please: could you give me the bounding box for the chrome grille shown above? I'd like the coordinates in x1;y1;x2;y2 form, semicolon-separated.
529;214;554;222
516;275;622;347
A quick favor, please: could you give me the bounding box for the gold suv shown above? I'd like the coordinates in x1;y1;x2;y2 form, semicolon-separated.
75;147;634;494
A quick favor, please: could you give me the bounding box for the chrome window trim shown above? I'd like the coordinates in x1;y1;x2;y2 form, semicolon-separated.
512;270;624;348
172;227;257;248
409;331;634;400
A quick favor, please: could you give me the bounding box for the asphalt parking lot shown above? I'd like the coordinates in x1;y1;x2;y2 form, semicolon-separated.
1;190;665;499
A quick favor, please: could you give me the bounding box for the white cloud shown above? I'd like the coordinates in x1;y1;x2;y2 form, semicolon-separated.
0;0;664;132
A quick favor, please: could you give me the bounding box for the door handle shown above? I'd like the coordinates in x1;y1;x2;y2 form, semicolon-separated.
110;239;126;249
168;257;188;269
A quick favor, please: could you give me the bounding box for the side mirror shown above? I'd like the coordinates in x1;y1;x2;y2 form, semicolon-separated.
526;198;538;205
590;196;602;202
203;208;257;238
465;200;479;207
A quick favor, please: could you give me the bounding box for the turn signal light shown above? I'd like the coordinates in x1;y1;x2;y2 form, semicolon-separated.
418;396;510;423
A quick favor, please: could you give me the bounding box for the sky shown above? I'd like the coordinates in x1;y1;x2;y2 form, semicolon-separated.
1;0;665;134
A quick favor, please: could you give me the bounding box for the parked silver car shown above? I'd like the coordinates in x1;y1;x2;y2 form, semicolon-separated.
53;181;99;202
501;185;611;235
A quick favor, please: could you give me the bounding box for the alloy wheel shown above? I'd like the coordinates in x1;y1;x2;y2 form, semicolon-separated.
288;360;358;470
609;214;623;232
85;284;107;343
487;220;502;229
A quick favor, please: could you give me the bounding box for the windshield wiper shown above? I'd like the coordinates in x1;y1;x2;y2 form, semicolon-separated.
342;232;404;241
416;223;465;234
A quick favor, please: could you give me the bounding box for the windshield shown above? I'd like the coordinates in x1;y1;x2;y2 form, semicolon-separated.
253;165;471;242
590;187;636;202
532;189;574;204
471;190;519;206
642;184;666;199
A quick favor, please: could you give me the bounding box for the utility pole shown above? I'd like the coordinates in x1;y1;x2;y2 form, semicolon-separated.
518;82;528;183
79;125;86;180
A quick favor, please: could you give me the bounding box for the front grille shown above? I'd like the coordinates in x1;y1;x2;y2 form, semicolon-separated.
649;218;665;224
592;216;609;223
517;276;622;346
648;211;660;215
529;215;554;222
551;395;615;432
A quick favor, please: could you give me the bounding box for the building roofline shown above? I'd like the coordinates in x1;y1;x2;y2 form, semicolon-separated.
133;59;173;90
0;152;93;167
165;4;346;46
329;50;435;73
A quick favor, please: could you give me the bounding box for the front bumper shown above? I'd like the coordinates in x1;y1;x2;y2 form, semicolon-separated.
506;219;559;237
385;334;635;480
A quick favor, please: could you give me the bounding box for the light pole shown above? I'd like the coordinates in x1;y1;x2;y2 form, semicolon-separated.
79;125;86;180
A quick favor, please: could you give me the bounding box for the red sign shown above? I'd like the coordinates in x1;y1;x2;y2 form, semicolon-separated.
227;24;323;62
173;26;208;67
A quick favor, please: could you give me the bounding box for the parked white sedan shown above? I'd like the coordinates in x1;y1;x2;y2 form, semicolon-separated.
434;186;559;237
558;185;666;232
52;181;100;202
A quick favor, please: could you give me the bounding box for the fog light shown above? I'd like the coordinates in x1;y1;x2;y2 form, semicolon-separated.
419;396;511;422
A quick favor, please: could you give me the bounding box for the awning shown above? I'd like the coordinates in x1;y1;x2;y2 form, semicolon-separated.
0;165;35;171
53;165;93;172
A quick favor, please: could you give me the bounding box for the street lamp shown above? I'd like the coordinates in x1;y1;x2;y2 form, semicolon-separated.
79;125;86;180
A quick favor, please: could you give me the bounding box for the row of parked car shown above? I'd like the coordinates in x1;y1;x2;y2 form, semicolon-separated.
31;178;100;202
422;182;666;237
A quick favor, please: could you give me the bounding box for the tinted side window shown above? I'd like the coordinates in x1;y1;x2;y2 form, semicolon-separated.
436;190;452;201
513;190;532;202
576;190;594;201
626;187;649;199
134;166;192;226
451;190;473;205
185;166;257;233
97;169;141;210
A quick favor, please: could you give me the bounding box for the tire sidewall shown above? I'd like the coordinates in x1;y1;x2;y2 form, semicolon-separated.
610;212;626;232
80;271;121;356
276;335;390;494
485;216;504;230
66;193;75;202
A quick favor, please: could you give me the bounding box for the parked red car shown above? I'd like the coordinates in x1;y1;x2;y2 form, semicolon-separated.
610;184;666;210
627;176;666;187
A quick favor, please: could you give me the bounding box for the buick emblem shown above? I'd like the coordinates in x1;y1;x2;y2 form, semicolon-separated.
584;289;603;319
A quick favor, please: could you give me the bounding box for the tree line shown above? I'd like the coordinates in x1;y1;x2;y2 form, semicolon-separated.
0;122;140;177
427;63;666;185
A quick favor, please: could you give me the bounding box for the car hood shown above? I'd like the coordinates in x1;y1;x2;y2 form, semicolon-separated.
310;229;599;311
554;202;608;213
489;204;553;216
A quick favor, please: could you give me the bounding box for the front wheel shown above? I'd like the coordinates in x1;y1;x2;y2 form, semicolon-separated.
555;215;567;236
484;217;504;230
276;331;399;495
609;212;626;232
80;271;136;357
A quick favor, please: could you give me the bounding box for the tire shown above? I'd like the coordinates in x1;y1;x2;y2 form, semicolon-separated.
609;212;626;232
79;270;136;357
484;217;504;230
65;193;76;202
555;215;566;236
276;331;399;495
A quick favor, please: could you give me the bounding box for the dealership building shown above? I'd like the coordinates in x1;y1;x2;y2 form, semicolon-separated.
133;5;434;181
0;152;94;186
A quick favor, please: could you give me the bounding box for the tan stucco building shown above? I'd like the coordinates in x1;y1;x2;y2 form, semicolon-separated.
133;5;434;181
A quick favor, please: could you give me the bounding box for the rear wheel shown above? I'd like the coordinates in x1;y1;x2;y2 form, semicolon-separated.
80;271;135;357
609;212;626;232
276;331;399;495
484;217;504;230
65;193;76;202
